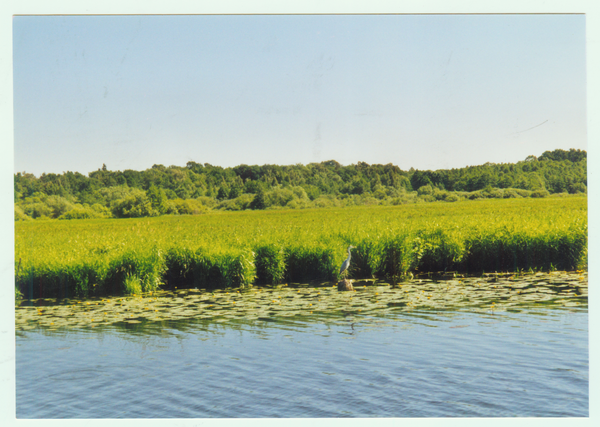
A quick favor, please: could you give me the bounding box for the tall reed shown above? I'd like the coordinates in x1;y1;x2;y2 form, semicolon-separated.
15;197;588;298
254;245;286;284
284;245;337;283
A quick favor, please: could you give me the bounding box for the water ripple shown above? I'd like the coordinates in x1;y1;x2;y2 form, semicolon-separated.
16;306;588;418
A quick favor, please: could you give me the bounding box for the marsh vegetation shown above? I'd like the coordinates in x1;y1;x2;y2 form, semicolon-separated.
15;197;587;300
16;270;587;331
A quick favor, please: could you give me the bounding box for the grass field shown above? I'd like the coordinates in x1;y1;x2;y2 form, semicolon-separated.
15;196;588;299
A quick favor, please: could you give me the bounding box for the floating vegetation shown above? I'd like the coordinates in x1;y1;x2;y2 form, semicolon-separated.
15;271;587;331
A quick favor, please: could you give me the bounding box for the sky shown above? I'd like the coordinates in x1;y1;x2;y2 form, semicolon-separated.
12;13;587;176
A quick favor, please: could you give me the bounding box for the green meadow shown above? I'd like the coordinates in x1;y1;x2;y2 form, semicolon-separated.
15;196;587;299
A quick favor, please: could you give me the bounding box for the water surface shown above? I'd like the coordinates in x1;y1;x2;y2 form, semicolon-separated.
16;272;588;418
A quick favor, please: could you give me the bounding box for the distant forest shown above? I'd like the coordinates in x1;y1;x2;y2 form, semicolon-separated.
14;148;587;220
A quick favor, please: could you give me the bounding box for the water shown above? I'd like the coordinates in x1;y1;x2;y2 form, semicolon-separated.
16;306;588;418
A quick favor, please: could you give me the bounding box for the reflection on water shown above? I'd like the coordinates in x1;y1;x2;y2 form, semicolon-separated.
16;304;588;418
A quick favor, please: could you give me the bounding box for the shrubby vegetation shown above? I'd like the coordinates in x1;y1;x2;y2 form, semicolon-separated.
14;148;586;220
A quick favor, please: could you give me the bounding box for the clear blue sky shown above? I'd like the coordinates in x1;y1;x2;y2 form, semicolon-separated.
13;14;586;176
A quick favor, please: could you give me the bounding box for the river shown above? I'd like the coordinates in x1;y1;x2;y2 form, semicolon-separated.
16;271;588;418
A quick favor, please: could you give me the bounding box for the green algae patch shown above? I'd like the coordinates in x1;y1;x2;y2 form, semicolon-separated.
15;271;587;331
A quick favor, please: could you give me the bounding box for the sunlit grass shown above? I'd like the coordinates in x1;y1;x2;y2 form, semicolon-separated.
15;197;587;298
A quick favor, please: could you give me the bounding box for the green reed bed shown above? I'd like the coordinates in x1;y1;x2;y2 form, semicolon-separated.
284;245;338;283
15;197;587;299
254;245;286;285
163;246;255;290
17;248;166;299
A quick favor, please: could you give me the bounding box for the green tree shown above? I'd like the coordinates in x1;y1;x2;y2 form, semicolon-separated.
216;186;229;201
146;184;168;214
250;188;267;210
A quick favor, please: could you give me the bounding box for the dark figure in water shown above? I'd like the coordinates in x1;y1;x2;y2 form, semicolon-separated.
338;245;355;291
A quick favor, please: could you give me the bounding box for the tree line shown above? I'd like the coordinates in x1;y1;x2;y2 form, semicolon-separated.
14;148;587;220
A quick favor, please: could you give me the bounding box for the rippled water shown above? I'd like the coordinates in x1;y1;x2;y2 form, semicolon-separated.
16;305;588;418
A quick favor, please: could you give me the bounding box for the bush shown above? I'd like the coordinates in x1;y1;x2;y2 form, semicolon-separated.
417;185;433;196
266;187;296;208
467;191;485;200
216;194;254;211
98;186;140;204
45;195;77;218
569;182;587;194
166;198;206;215
196;196;218;209
286;199;311;209
432;189;449;201
358;195;380;206
15;205;32;221
512;188;532;198
373;187;388;200
482;188;504;199
502;189;523;199
531;189;550;198
91;203;113;217
112;191;158;218
291;186;310;201
418;194;436;203
389;191;418;205
21;201;53;219
311;195;342;208
59;207;105;220
445;193;461;202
